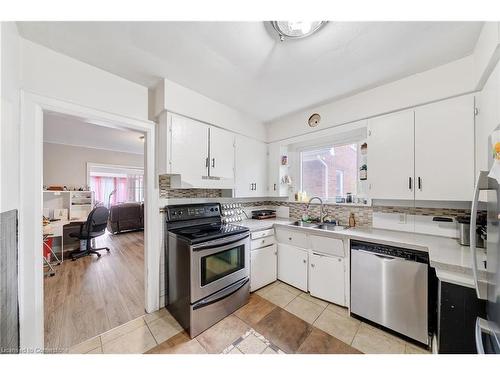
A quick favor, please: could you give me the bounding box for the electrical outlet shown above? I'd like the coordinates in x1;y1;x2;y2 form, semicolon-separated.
398;213;406;224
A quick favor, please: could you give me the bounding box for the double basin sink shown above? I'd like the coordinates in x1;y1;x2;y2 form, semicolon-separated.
290;221;348;232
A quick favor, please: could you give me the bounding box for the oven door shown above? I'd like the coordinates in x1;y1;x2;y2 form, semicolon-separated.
191;232;250;303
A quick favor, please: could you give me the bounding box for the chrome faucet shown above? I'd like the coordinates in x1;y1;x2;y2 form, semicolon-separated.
307;196;325;223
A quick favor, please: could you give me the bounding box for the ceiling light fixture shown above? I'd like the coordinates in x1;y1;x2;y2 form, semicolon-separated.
271;21;327;41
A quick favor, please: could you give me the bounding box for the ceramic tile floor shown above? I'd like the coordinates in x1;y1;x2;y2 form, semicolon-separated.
255;281;430;354
68;280;430;354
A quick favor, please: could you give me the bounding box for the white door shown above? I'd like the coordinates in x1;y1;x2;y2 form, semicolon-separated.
414;95;475;201
277;243;308;291
368;110;415;200
309;253;345;306
250;244;278;292
234;135;267;197
209;126;235;179
170;114;209;180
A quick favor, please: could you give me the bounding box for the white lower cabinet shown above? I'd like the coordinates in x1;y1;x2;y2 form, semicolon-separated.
308;252;346;306
250;244;278;292
277;243;308;291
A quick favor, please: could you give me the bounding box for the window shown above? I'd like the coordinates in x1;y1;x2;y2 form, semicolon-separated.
300;143;358;200
88;164;144;207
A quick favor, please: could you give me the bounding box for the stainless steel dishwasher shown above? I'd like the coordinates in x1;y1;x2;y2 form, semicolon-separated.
350;240;429;345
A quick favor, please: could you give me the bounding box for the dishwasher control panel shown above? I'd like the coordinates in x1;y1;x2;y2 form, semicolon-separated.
350;240;429;264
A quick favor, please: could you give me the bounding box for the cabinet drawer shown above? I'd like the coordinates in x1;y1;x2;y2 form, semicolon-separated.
309;235;345;257
275;228;308;249
251;236;276;250
251;228;274;240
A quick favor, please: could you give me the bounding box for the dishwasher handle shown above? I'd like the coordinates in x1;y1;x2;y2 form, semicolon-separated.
351;247;421;262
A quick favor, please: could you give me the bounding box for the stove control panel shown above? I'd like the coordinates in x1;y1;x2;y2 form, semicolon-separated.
166;203;220;222
221;203;244;223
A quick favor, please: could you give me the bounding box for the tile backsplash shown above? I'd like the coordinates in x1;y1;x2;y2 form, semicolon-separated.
159;175;222;199
159;174;471;232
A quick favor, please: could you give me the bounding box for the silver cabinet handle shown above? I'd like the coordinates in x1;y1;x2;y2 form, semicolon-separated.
274;183;277;191
205;157;209;168
211;158;216;168
408;177;412;191
418;176;422;190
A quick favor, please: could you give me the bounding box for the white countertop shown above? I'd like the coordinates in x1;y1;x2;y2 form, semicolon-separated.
240;218;294;232
255;220;488;288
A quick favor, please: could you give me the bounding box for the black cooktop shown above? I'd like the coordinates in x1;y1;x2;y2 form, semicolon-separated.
168;222;249;244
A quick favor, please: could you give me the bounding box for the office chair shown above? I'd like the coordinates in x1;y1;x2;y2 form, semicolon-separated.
69;206;110;260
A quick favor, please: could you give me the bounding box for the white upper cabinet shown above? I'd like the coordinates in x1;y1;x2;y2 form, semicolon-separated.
234;135;267;197
170;113;209;180
209;126;235;180
157;112;235;188
414;95;475;201
367;110;415;200
368;95;475;202
476;63;500;175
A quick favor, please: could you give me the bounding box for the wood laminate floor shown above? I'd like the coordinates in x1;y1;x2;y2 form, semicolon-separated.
44;230;145;351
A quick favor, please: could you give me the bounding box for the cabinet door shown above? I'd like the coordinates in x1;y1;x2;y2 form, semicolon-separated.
368;110;415;200
267;143;288;197
234;135;267;197
254;141;268;196
170;114;209;179
476;66;500;176
309;253;345;306
277;244;308;291
250;244;277;292
415;95;475;201
209;126;235;179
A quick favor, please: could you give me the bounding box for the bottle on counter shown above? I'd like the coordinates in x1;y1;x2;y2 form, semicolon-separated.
348;212;356;227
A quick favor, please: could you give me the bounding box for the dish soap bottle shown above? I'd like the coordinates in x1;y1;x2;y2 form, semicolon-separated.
348;212;356;227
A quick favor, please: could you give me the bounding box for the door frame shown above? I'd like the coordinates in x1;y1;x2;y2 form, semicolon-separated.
18;90;160;352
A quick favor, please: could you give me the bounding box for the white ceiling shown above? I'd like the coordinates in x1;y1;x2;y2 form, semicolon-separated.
43;112;145;154
18;22;483;122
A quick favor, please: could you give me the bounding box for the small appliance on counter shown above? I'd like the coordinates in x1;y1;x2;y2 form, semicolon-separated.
251;209;276;220
456;214;486;248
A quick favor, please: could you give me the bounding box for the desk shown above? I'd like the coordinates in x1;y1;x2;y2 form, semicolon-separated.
43;220;85;262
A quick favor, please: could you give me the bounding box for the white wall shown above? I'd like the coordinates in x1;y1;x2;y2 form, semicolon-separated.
20;38;149;120
0;22;21;213
267;56;476;142
43;142;143;187
154;78;267;142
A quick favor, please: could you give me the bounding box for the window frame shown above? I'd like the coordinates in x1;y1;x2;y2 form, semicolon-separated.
298;141;359;202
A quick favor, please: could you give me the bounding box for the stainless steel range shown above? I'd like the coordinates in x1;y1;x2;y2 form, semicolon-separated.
165;203;250;338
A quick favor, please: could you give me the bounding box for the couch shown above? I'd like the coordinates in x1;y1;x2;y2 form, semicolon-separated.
107;202;144;234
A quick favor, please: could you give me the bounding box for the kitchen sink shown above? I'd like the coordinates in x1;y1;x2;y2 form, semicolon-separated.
316;223;349;232
290;221;348;231
290;221;319;228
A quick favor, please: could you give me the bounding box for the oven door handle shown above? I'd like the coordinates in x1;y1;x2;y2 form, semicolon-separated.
191;232;250;251
192;278;249;310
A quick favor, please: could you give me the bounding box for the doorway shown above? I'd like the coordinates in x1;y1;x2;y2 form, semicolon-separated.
19;92;160;352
